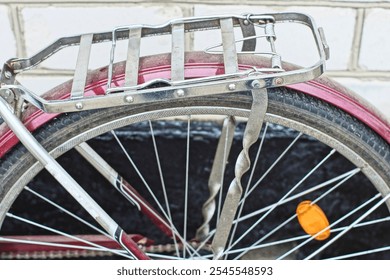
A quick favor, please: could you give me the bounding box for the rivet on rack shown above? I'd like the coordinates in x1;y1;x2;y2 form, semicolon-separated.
177;89;185;97
4;89;12;98
124;96;134;103
251;80;261;89
275;78;284;85
75;102;83;110
228;83;236;91
4;71;12;79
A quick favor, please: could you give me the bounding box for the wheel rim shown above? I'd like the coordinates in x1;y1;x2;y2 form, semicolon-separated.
1;106;389;259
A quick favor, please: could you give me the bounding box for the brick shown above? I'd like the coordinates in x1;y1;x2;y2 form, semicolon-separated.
337;0;390;2
17;75;71;95
360;8;390;70
0;5;17;65
334;77;390;120
21;5;183;69
194;5;356;70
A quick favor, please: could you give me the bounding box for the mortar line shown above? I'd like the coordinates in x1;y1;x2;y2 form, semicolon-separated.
8;4;26;58
349;8;365;71
2;1;390;9
327;70;390;80
180;4;194;52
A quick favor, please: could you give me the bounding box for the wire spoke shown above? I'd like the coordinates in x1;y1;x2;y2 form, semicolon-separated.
235;168;360;224
5;213;132;259
304;192;390;260
222;148;336;257
148;120;181;257
76;141;194;251
111;129;198;258
189;169;360;259
24;186;111;239
183;115;191;258
111;130;170;219
325;246;390;260
232;169;358;259
278;193;382;260
21;185;150;258
189;230;215;258
0;236;127;255
225;216;390;257
146;253;186;260
240;132;302;203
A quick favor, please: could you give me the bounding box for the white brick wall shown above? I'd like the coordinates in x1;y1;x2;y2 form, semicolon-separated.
0;1;389;120
0;5;16;64
359;8;390;70
194;5;356;71
21;5;183;69
335;77;390;117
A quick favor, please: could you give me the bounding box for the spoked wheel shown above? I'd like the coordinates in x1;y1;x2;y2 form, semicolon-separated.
0;87;389;260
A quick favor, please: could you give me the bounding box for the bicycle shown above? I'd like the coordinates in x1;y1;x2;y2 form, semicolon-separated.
0;12;389;260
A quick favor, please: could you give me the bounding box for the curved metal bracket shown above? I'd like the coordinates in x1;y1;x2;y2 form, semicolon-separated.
239;18;257;52
211;84;268;259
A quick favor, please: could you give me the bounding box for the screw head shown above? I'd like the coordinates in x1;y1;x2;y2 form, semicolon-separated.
275;77;284;85
251;80;261;89
4;89;12;97
75;102;83;110
4;71;12;79
228;83;236;91
124;95;134;103
243;19;250;26
177;89;185;97
11;61;21;69
2;89;14;101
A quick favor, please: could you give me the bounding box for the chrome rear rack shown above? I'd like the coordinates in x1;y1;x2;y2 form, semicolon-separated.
0;12;329;114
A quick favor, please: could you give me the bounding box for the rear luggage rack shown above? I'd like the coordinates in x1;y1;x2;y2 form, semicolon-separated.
0;12;329;114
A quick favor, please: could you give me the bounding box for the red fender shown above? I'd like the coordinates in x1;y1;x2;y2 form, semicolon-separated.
1;52;389;159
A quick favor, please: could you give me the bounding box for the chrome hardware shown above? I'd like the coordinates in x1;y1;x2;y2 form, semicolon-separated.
0;13;328;114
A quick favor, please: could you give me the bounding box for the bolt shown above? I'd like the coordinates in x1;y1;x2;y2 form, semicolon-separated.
251;80;261;89
177;89;185;97
243;19;250;26
275;77;284;85
75;102;83;110
4;89;12;98
4;71;12;79
228;83;236;91
1;89;14;102
11;61;21;69
124;95;134;103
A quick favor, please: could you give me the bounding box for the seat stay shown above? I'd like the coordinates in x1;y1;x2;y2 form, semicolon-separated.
0;95;150;260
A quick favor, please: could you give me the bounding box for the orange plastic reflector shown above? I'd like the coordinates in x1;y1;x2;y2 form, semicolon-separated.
296;200;331;241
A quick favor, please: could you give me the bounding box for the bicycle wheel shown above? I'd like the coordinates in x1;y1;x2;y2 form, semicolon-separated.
0;66;390;260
